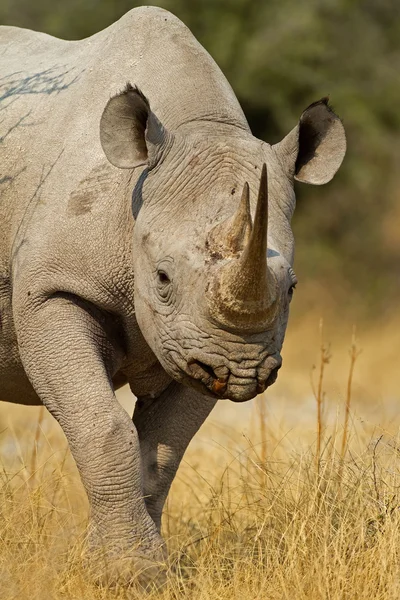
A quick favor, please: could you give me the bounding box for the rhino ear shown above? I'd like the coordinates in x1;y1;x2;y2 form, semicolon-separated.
274;98;346;185
100;83;171;169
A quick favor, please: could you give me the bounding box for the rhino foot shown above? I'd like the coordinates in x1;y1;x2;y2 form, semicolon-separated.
85;543;167;591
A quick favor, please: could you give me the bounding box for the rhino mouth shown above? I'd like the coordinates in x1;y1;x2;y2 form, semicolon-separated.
169;352;281;402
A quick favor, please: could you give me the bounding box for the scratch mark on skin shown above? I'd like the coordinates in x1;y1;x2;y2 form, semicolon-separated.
0;66;83;155
0;167;26;193
1;67;81;245
67;164;118;217
0;110;33;143
0;66;83;104
0;97;19;113
68;192;95;216
11;149;64;261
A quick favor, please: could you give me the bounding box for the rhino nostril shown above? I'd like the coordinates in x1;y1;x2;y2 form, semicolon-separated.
266;365;280;386
256;356;282;393
187;359;229;396
187;359;216;380
188;360;229;383
188;359;230;381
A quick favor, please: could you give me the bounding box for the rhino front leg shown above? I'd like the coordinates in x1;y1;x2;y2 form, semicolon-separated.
14;295;165;587
133;381;216;531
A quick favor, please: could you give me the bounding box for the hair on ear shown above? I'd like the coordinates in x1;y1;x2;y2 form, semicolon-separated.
122;83;150;108
119;83;150;134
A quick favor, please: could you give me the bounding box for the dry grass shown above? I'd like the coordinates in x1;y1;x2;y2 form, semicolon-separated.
1;323;400;599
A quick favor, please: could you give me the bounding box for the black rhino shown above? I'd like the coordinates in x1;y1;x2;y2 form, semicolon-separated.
0;6;345;586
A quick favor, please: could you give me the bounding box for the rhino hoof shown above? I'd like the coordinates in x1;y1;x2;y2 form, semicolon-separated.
87;549;167;590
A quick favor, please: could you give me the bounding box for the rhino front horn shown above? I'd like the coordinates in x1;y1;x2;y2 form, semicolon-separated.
208;163;278;333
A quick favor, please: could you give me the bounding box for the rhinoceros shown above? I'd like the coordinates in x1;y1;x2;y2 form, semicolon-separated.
0;5;346;586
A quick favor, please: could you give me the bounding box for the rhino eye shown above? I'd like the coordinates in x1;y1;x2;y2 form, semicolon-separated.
157;270;170;285
156;269;172;302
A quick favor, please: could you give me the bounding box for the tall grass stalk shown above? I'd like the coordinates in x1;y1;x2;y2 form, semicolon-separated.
340;327;360;462
311;319;331;476
256;394;268;485
29;405;45;483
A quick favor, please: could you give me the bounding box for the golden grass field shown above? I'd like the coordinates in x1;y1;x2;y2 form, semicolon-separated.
1;315;400;599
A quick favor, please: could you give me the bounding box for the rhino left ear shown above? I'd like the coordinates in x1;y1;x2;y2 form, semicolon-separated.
100;83;171;169
274;98;346;185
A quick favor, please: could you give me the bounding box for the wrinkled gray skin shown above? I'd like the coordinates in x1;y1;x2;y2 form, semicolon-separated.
0;6;346;586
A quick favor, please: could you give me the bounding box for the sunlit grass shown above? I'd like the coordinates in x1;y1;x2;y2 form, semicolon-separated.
1;328;399;599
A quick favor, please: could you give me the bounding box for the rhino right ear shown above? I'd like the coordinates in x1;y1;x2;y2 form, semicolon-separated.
274;98;346;185
100;83;171;169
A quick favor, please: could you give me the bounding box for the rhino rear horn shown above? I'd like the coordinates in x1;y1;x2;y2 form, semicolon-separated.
100;83;172;169
207;182;252;257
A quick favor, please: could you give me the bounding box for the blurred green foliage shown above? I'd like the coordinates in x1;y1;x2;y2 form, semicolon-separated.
1;0;399;317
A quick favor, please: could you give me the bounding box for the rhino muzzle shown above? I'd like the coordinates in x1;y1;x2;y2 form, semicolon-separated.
186;354;282;402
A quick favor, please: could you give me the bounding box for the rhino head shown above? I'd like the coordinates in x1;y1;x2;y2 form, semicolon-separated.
100;85;346;402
